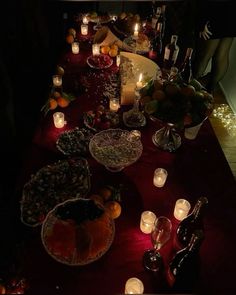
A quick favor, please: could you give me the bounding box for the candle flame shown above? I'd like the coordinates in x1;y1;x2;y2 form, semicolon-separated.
134;23;138;31
138;73;143;83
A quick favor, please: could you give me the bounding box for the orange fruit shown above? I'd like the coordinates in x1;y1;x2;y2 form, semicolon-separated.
49;98;58;110
67;28;76;38
108;48;118;57
56;65;65;76
105;201;121;219
57;97;70;108
53;91;61;99
110;44;118;51
90;194;104;205
0;284;6;294
99;187;112;201
101;45;110;55
66;34;74;44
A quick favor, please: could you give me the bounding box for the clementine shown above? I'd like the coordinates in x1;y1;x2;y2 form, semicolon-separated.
0;284;6;294
49;98;58;110
108;48;118;57
67;28;76;38
66;34;74;44
99;187;112;201
101;45;110;55
110;44;118;51
105;201;121;219
57;97;70;108
90;194;104;205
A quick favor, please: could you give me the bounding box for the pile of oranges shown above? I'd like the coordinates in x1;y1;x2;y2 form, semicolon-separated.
101;44;119;57
49;91;70;110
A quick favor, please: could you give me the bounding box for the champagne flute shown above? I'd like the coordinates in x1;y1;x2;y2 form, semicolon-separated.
143;216;172;272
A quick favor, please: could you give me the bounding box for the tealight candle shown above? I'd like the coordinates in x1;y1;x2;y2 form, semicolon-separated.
136;73;143;89
116;54;121;67
81;24;88;35
82;16;89;24
140;211;157;234
109;98;120;112
125;277;144;294
71;42;80;54
52;75;62;87
53;112;66;128
174;199;191;221
133;23;139;38
153;168;168;188
92;43;100;56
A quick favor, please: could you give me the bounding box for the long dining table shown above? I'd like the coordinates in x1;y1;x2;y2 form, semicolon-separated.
17;23;236;295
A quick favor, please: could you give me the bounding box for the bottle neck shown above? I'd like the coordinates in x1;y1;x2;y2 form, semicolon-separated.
170;35;178;46
192;197;208;220
184;48;193;62
188;230;204;252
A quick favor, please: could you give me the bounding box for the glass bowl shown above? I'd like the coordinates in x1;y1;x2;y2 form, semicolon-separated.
89;129;143;172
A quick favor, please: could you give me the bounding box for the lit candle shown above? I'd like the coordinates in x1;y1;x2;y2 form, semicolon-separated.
153;168;168;188
71;42;80;54
125;277;144;294
109;98;120;112
81;24;88;35
82;16;89;24
116;54;121;67
174;199;191;221
133;23;139;38
92;43;100;56
140;211;157;234
53;112;66;128
52;75;62;87
136;73;143;90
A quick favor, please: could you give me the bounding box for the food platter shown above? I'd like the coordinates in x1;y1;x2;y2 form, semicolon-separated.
41;198;115;266
56;127;94;156
20;158;91;227
87;54;113;69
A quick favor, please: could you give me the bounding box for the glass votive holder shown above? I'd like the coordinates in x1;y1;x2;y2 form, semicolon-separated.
174;199;191;221
92;43;100;56
71;42;80;54
153;168;168;188
125;277;144;294
81;24;88;35
53;112;66;128
140;211;157;234
52;75;62;87
109;98;120;112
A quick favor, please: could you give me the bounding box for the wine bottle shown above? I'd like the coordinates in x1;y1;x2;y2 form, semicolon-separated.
179;47;193;83
176;196;208;249
157;5;166;39
149;23;163;61
167;230;204;293
151;6;161;29
163;35;179;70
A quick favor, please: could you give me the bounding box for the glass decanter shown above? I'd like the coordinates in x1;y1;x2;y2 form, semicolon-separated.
123;87;147;128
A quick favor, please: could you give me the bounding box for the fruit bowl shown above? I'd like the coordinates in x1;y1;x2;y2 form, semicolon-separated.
87;54;113;69
89;129;143;172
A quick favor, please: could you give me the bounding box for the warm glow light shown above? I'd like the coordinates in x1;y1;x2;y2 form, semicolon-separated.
71;42;80;54
52;75;62;87
174;199;191;221
136;73;143;89
81;24;88;35
125;278;144;294
92;44;100;56
133;23;139;37
53;112;66;128
153;168;168;188
109;98;120;112
140;211;157;234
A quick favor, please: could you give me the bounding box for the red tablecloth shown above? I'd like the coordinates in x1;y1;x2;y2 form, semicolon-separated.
18;27;236;295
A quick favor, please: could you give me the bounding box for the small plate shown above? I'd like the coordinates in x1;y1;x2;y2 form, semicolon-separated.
87;54;113;69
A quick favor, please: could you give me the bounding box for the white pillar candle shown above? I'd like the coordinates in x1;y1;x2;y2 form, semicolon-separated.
82;16;89;24
125;277;144;294
92;43;100;56
116;54;121;67
109;98;120;112
71;42;80;54
153;168;168;188
81;24;88;35
133;23;139;38
136;73;143;89
52;75;62;87
140;211;157;234
53;112;66;128
174;199;191;221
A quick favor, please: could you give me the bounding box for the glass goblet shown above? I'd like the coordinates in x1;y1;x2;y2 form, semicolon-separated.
143;216;172;272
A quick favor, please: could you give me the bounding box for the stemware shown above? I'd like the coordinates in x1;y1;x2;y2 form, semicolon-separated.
93;16;102;31
143;216;172;272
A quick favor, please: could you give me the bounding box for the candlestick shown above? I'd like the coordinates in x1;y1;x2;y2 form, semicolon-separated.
116;54;121;67
71;42;80;54
125;277;144;294
81;24;88;35
109;98;120;112
53;112;66;128
140;211;157;234
92;43;100;56
82;16;89;24
133;23;139;38
52;75;62;87
153;168;168;188
136;73;143;90
174;199;191;221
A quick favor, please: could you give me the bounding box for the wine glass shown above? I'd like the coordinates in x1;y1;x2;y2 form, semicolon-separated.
143;216;172;272
93;16;102;31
